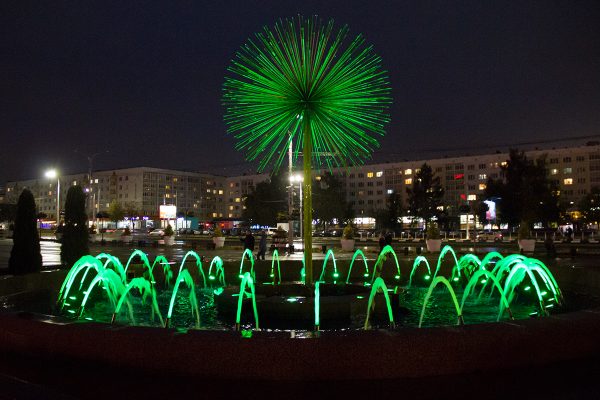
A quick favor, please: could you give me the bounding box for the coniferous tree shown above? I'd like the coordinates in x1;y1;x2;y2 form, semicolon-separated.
406;163;444;229
8;189;42;274
61;185;89;267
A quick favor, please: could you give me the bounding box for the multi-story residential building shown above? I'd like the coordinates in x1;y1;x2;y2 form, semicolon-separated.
3;143;600;228
4;167;231;226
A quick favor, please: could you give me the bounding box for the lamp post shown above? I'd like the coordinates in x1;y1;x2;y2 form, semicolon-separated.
290;174;304;249
45;169;60;226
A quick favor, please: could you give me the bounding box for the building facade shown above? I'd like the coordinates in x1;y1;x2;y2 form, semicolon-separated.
3;143;600;226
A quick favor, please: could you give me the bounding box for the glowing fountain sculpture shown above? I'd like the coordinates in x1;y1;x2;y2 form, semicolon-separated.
222;15;392;284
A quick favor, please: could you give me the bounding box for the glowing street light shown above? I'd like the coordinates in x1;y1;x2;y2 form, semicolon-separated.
45;169;60;225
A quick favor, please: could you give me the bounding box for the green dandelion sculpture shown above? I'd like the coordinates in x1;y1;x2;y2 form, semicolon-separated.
223;15;392;284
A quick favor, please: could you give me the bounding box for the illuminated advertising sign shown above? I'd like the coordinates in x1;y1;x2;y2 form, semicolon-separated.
159;205;177;219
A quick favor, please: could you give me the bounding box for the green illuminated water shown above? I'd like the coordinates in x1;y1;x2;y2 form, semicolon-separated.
54;246;563;332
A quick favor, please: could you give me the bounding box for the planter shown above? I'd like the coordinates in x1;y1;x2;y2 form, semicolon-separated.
121;235;133;244
426;239;442;252
164;236;175;246
213;237;225;248
518;239;536;253
340;238;355;251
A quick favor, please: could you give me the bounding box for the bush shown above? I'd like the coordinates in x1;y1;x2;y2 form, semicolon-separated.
426;224;440;239
61;185;89;268
8;189;42;274
164;224;174;236
213;225;224;237
342;224;354;240
518;222;531;240
122;227;131;236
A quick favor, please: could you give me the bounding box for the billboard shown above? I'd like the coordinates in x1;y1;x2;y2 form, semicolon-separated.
159;205;177;219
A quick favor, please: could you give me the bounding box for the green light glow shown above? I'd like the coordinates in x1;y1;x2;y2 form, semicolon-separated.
223;15;391;172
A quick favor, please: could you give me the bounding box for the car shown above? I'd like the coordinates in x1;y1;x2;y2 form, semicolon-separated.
148;229;165;238
476;231;503;242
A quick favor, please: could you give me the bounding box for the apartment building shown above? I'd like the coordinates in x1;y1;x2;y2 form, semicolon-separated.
3;143;599;225
4;167;226;224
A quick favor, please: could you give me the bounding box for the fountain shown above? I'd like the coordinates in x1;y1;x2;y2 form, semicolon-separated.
2;242;600;398
49;245;566;331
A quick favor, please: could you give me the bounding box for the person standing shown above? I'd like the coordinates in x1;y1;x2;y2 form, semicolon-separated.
257;230;267;260
242;231;255;260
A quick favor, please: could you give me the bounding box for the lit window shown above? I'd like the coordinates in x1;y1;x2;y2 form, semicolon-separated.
212;213;217;218
165;194;171;198
229;206;234;210
228;213;233;218
479;183;487;190
316;176;321;181
405;178;412;185
173;178;178;182
367;172;374;178
73;181;77;185
206;189;211;193
387;189;393;194
501;161;507;167
404;169;412;175
218;190;223;195
94;179;98;183
376;171;383;177
467;194;477;201
235;197;241;203
563;167;572;174
564;178;573;185
165;185;170;189
478;174;487;180
551;169;558;175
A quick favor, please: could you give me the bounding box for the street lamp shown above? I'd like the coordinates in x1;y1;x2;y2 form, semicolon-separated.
290;174;304;246
45;169;60;226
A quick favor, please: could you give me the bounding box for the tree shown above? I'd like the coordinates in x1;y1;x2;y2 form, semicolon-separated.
579;186;600;225
406;163;444;228
375;191;403;232
61;185;89;267
108;200;125;225
0;203;18;222
9;189;42;274
484;149;559;229
313;172;349;228
242;174;287;226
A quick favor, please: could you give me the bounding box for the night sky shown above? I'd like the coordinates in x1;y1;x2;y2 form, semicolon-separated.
2;1;599;184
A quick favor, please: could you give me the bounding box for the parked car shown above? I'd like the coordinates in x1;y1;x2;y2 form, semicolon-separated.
178;228;201;235
476;231;503;242
148;229;165;238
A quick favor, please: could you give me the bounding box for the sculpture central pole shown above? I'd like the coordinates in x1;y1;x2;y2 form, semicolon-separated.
302;112;313;285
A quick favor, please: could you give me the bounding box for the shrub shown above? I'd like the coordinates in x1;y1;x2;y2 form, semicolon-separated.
213;225;224;237
122;227;131;236
8;189;42;274
518;222;531;240
426;224;440;239
342;224;354;240
61;185;89;268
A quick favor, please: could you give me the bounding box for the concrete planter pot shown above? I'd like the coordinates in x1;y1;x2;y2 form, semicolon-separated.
340;239;355;251
518;239;536;253
213;237;225;248
164;236;174;246
426;239;442;252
